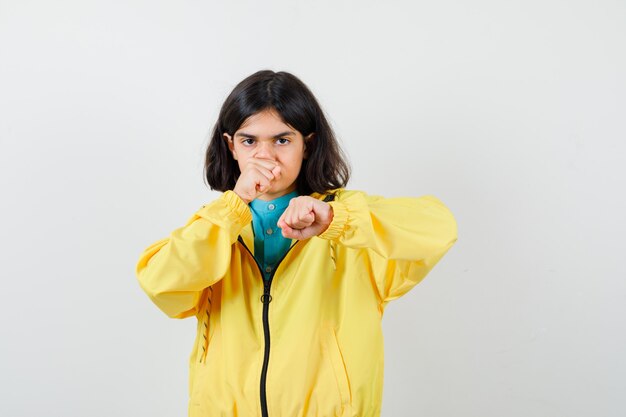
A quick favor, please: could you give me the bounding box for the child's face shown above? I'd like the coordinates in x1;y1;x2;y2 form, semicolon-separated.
224;108;313;201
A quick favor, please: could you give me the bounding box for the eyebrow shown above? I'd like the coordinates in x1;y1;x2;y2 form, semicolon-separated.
235;131;295;139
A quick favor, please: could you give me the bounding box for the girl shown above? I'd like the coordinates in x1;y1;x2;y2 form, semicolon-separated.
135;70;458;417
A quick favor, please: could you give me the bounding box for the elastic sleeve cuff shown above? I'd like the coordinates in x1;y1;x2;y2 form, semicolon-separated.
196;190;252;228
221;190;253;224
318;200;350;241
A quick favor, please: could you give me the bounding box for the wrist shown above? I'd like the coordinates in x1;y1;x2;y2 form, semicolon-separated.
233;189;251;205
319;204;334;235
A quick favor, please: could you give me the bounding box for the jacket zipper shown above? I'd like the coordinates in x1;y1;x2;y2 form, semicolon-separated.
237;235;301;417
237;192;335;417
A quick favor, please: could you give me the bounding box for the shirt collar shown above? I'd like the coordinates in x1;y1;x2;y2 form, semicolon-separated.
248;189;300;212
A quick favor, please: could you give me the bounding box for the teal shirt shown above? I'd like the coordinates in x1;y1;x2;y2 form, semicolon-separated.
248;190;300;281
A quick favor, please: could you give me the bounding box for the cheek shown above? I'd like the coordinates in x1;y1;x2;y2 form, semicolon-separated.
235;156;247;171
285;150;305;168
282;159;303;174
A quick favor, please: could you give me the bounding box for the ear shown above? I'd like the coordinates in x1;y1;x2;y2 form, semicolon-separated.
303;132;315;159
223;133;238;160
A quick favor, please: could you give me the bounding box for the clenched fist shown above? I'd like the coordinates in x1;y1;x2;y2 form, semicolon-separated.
277;196;334;240
231;157;283;204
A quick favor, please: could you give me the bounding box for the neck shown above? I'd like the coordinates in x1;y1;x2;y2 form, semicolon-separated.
255;185;298;201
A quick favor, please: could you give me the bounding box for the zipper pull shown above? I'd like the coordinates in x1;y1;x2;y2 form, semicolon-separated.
260;280;273;304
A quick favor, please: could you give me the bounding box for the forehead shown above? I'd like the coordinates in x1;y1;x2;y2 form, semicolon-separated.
235;109;299;137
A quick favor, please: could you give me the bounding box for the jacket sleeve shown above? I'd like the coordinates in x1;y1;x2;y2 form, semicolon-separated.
135;190;252;319
317;189;458;307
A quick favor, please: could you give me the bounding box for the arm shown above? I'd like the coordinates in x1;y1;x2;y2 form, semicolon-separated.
317;189;458;307
135;190;252;319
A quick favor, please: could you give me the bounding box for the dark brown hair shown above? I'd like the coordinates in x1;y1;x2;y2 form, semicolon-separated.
203;70;351;196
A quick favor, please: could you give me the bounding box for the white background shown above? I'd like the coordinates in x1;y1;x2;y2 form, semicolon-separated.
1;1;625;416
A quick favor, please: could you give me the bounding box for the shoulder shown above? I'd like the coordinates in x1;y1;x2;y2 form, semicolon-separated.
309;188;385;206
328;188;384;202
312;188;409;205
321;189;450;210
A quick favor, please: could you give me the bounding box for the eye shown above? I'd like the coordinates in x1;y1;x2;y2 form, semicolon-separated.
242;139;255;145
277;138;290;144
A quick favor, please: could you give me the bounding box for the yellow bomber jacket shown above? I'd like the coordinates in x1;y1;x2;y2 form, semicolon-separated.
135;188;458;417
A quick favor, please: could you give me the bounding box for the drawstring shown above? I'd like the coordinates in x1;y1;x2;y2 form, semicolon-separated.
330;241;337;270
200;286;213;363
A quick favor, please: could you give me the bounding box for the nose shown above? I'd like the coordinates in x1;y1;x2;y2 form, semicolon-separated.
254;141;276;160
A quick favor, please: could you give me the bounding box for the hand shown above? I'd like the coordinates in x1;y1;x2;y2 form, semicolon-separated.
232;157;282;204
277;196;334;240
